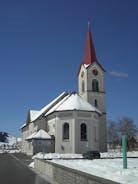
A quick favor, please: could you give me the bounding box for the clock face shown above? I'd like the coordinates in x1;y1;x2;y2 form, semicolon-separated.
92;69;98;76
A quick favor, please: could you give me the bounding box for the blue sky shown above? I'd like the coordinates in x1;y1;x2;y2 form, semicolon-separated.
0;0;138;137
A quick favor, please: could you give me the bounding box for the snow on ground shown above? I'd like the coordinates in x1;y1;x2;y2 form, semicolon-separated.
29;162;34;168
6;134;17;145
0;149;21;154
33;151;138;184
101;150;138;158
0;150;4;154
8;149;21;153
32;151;138;160
0;133;21;147
0;133;21;153
33;152;83;159
50;158;138;184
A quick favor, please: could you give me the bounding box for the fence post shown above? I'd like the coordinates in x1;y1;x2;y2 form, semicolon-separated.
122;135;127;169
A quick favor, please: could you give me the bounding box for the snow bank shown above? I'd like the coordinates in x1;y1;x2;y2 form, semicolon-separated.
0;150;4;154
101;151;138;158
32;151;138;160
33;153;83;160
33;151;138;184
29;161;34;168
0;149;21;154
8;149;21;153
6;135;17;145
51;158;138;184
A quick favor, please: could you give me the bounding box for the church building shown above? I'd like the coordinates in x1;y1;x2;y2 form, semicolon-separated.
21;23;107;155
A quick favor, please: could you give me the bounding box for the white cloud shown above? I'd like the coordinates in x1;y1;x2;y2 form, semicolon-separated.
109;71;128;78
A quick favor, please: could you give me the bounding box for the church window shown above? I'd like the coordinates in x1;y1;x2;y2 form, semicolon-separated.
94;99;98;107
81;123;87;141
82;80;85;92
92;79;99;92
63;123;69;140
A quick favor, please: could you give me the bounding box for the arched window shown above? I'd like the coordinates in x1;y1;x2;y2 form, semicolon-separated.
82;80;85;92
92;79;99;92
63;123;69;140
94;99;98;107
80;123;87;140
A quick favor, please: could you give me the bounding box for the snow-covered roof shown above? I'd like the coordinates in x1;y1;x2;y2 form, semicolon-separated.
26;129;51;140
30;110;39;122
45;94;70;116
20;123;27;129
30;91;68;122
26;132;37;140
84;64;90;68
45;92;101;115
23;91;100;127
20;110;39;129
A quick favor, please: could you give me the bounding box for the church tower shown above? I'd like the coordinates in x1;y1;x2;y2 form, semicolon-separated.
78;22;107;152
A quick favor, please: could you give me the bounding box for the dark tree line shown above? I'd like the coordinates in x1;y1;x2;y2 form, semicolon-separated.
0;132;8;142
107;117;138;150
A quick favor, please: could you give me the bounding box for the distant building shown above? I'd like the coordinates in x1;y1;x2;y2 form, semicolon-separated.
20;23;107;155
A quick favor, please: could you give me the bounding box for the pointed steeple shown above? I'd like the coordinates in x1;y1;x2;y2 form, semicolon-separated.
83;21;97;65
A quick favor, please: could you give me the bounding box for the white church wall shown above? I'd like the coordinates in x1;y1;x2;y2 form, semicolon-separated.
87;64;105;93
75;112;100;153
21;125;29;154
54;111;100;154
21;123;35;155
78;62;107;152
88;94;106;113
47;115;56;136
99;114;107;152
78;65;87;100
55;112;75;153
34;117;47;131
26;140;33;155
29;122;34;135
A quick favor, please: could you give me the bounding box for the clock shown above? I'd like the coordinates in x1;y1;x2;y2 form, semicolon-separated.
92;69;98;76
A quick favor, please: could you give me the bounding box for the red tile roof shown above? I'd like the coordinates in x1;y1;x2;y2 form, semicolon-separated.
83;21;97;65
77;22;105;75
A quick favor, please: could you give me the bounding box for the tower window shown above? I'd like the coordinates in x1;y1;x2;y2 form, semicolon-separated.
92;79;99;92
94;99;98;107
80;123;87;141
82;80;85;92
63;123;69;140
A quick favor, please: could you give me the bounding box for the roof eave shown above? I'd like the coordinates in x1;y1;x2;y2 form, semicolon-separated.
46;109;101;117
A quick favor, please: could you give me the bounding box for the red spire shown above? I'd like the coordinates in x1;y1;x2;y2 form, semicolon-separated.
83;21;97;65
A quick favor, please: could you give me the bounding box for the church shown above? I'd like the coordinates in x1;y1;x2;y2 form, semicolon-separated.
21;23;107;155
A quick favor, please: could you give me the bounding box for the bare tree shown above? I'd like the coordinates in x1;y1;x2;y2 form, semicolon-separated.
107;120;120;149
107;117;138;150
118;117;138;150
107;120;118;142
118;117;137;138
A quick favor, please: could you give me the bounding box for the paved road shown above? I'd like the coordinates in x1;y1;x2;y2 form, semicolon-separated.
0;153;50;184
